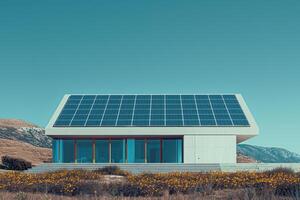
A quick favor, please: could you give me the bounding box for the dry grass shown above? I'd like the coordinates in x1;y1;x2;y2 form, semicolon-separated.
0;168;299;199
0;189;296;200
0;139;51;165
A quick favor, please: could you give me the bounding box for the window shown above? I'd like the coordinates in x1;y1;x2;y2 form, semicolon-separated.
95;140;109;163
61;140;74;163
127;139;145;163
111;140;125;163
147;140;160;163
76;140;93;163
162;139;182;163
52;139;60;163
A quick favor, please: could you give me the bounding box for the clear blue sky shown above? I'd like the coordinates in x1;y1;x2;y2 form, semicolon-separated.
0;1;299;153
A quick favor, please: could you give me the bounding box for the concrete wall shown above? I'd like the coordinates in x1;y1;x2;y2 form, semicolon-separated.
184;135;236;163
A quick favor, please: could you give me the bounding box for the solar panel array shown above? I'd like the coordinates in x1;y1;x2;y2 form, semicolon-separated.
53;95;250;127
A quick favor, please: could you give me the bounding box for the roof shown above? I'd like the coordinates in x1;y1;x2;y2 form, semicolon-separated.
46;94;259;143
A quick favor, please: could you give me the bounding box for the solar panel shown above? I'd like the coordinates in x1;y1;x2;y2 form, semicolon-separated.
53;94;250;127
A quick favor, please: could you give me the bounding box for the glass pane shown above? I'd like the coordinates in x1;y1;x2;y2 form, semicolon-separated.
61;140;74;163
111;140;125;163
147;140;160;163
127;139;145;163
52;139;60;163
162;139;182;163
95;140;109;163
76;140;93;163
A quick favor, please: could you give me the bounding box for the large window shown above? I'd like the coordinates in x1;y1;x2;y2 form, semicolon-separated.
95;140;109;163
52;138;183;163
127;139;145;163
76;140;93;163
111;140;125;163
147;140;161;163
52;139;60;163
61;140;74;163
162;139;182;163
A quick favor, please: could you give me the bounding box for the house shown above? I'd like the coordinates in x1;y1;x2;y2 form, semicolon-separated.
46;94;258;164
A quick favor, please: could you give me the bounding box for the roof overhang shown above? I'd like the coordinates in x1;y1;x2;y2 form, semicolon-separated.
46;94;259;143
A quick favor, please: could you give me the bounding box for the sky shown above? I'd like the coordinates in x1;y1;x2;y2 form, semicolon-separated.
0;1;299;153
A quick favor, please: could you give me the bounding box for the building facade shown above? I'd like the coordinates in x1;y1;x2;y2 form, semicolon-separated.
46;94;258;164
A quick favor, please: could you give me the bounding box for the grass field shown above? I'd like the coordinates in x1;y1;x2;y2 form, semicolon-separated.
0;167;299;199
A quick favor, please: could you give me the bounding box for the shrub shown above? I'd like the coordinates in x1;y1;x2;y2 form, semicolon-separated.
14;192;28;200
1;156;32;171
94;166;127;176
274;183;300;197
106;183;144;197
265;167;295;175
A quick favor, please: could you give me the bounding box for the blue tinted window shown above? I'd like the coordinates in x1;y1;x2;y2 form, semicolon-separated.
95;140;109;163
147;140;160;163
61;140;74;163
111;140;125;163
162;139;182;163
76;140;93;163
52;139;60;163
127;139;145;163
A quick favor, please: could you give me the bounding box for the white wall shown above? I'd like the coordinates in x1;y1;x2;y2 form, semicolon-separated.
184;135;236;163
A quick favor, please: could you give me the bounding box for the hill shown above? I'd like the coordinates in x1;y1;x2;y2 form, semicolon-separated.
0;138;51;165
237;144;300;163
0;119;51;148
